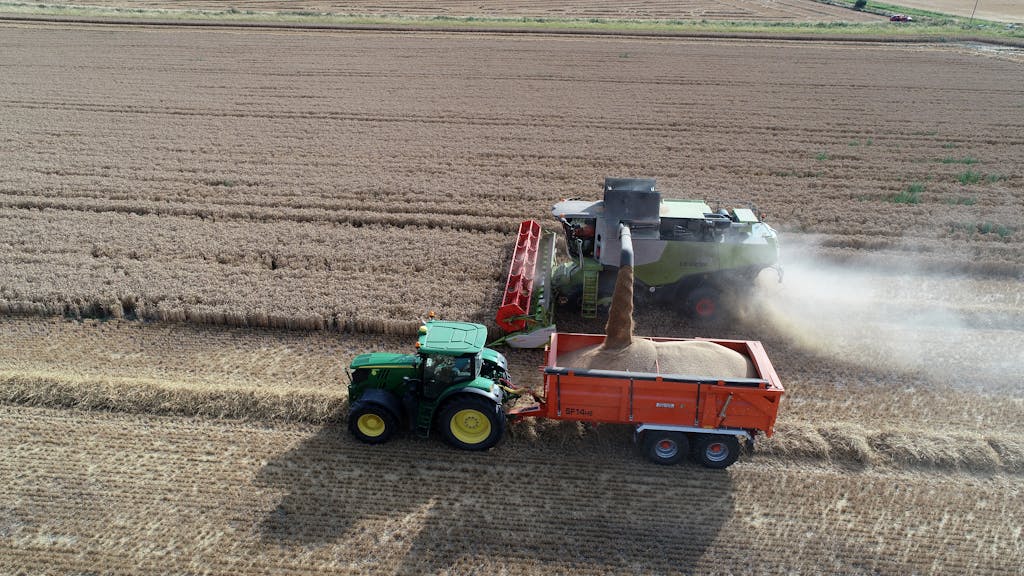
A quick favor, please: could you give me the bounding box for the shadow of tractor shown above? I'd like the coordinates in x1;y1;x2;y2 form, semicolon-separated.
256;423;735;573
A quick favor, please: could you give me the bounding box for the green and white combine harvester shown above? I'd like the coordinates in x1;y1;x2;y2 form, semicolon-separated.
495;177;782;347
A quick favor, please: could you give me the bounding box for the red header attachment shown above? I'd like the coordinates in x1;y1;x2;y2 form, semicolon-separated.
496;220;542;332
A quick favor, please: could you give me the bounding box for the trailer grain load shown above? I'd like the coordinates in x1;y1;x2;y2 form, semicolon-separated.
657;341;757;379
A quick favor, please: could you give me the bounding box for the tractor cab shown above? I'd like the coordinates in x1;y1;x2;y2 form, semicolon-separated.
419;352;481;398
414;320;493;391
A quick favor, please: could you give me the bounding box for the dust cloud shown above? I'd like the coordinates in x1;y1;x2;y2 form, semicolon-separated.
747;249;1024;392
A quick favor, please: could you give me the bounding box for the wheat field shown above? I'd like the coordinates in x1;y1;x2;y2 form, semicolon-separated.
33;0;887;22
0;16;1022;576
2;25;1022;333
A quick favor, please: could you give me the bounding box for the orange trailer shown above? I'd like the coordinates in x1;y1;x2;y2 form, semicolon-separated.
510;332;784;468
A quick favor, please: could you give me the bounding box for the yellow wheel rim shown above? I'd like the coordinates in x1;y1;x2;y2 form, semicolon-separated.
450;409;491;445
357;413;386;437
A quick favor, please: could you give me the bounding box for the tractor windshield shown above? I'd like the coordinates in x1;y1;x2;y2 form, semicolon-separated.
423;353;480;386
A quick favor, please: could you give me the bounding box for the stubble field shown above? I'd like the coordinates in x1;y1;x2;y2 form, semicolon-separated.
1;20;1023;575
878;0;1023;23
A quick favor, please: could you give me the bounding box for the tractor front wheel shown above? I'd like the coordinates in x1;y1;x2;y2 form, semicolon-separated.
348;402;398;445
642;431;689;465
692;434;741;469
438;396;505;451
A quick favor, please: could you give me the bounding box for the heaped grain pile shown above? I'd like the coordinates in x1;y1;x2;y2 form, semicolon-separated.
560;265;755;377
657;340;756;378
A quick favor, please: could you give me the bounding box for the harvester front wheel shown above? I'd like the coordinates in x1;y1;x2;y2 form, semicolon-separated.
439;396;505;451
348;402;398;445
693;434;741;469
643;431;689;465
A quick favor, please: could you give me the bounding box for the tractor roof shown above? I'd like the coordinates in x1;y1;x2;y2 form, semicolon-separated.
417;321;487;355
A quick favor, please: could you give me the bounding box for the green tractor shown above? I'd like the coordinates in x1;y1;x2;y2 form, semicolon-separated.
495;177;782;346
346;319;516;450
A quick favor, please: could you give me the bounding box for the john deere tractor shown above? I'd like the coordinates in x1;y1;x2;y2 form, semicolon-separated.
346;319;515;450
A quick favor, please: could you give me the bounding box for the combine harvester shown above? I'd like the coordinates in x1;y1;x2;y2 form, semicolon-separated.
496;177;781;347
346;318;783;469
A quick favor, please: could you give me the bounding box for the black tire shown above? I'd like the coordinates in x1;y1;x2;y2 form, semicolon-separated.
692;434;741;469
642;431;689;465
684;286;722;322
438;395;505;451
558;289;583;312
348;402;398;445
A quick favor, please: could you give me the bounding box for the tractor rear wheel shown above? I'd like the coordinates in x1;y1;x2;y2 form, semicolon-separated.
348;402;398;445
692;434;741;469
438;395;505;451
642;431;689;465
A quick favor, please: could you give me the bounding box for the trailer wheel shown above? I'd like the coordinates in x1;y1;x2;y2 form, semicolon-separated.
693;435;741;469
438;395;505;451
643;431;689;465
348;402;398;445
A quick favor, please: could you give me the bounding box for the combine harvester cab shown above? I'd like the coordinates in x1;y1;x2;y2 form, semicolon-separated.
495;178;781;347
511;332;784;469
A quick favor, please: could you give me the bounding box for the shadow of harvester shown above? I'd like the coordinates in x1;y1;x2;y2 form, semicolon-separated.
256;424;735;573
